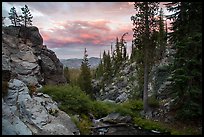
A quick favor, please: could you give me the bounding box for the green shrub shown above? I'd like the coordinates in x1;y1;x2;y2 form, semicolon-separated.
122;99;143;111
2;81;9;97
90;101;112;118
129;86;143;99
71;114;92;135
93;101;137;117
133;117;168;132
114;105;134;117
40;85;92;115
148;96;160;108
170;130;184;135
40;84;143;119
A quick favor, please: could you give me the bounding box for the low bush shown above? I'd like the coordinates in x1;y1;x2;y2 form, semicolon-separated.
114;104;134;117
122;99;143;111
71;114;92;135
40;84;92;115
129;86;143;99
90;101;112;118
91;100;138;118
40;84;141;118
133;117;169;132
148;96;160;108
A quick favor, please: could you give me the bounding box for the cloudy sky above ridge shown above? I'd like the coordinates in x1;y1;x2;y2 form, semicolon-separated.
2;2;171;59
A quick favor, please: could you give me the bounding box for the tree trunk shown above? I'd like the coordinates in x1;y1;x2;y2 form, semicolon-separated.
143;49;149;113
143;2;150;113
25;17;27;27
14;18;16;27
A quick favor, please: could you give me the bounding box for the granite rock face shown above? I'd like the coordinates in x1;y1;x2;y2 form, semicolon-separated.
2;26;66;86
92;61;138;103
2;26;75;135
2;79;80;135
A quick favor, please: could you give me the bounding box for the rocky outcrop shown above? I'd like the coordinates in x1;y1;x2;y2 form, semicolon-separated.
2;79;80;135
92;61;139;103
39;49;66;85
2;26;66;86
3;26;43;45
2;26;74;135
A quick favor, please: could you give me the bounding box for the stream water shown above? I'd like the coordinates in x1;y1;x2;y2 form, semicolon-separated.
91;124;171;135
89;113;171;135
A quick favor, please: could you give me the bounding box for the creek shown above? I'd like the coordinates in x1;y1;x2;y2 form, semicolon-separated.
91;124;171;135
89;113;171;135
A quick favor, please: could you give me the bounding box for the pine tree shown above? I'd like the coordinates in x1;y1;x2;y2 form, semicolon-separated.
103;50;112;82
78;48;93;98
165;2;202;119
120;32;128;61
95;51;104;79
157;8;167;60
123;45;127;60
130;41;136;62
131;2;159;113
95;60;103;79
114;37;122;72
64;67;70;83
8;7;20;26
20;5;33;27
112;33;128;75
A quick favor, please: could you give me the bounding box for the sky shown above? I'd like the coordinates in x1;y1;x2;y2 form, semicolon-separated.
2;2;171;59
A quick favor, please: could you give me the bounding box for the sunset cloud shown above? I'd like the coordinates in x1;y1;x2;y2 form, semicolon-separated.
2;2;170;59
39;19;132;50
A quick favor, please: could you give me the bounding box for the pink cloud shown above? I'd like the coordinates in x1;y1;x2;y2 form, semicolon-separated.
38;2;170;50
41;32;50;41
80;33;97;40
40;19;133;49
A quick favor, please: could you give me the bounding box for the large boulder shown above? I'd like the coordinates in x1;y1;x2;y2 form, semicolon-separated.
39;49;66;85
2;105;33;135
2;79;80;135
93;61;138;103
18;26;43;45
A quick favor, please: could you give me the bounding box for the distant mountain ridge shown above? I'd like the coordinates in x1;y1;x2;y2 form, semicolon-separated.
60;57;101;69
